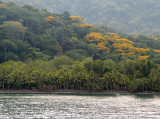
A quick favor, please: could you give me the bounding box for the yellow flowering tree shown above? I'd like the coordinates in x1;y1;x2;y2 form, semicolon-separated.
112;40;150;56
154;50;160;53
0;4;6;8
46;16;54;21
115;38;133;44
85;32;104;42
85;32;150;56
110;33;120;39
80;24;94;29
97;42;110;52
139;56;150;60
70;16;83;22
150;35;158;40
85;32;110;52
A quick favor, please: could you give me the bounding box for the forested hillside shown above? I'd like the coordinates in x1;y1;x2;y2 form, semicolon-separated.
1;2;160;92
3;0;160;34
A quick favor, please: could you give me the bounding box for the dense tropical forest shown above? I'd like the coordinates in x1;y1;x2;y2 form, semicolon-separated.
1;2;160;92
3;0;160;35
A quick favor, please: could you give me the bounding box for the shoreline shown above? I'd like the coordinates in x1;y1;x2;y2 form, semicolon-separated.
0;89;159;95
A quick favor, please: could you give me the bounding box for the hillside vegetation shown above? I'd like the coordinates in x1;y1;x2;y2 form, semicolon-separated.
1;2;160;92
3;0;160;35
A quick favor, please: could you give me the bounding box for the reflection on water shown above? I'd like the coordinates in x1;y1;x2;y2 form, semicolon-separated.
134;94;155;99
0;93;160;118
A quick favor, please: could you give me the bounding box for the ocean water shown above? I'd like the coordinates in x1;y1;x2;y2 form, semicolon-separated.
0;93;160;119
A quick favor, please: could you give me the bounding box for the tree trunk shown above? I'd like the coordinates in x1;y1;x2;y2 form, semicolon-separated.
28;84;30;89
79;82;81;89
66;80;68;89
63;81;65;89
3;79;4;90
8;84;10;90
152;79;154;90
12;84;13;90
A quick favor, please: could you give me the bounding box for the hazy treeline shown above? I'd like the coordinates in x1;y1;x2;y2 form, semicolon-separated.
4;0;160;34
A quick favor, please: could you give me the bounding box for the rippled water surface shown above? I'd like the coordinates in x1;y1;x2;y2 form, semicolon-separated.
0;93;160;119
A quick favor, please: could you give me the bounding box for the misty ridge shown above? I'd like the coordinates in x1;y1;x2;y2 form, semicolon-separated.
3;0;160;35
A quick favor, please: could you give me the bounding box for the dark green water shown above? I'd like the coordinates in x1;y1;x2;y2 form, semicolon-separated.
0;93;160;119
